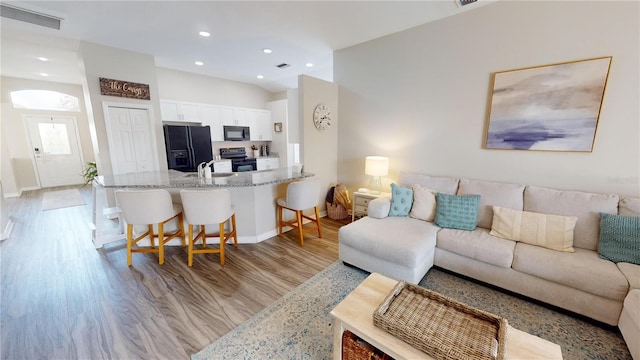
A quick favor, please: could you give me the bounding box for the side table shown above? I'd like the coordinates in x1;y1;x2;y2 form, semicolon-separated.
352;191;391;222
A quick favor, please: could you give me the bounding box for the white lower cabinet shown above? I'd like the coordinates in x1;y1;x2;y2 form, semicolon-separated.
256;158;279;171
213;160;232;173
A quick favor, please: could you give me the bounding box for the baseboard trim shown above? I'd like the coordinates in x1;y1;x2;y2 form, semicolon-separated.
1;219;14;240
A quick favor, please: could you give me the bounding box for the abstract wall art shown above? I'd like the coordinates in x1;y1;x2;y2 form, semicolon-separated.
484;57;612;152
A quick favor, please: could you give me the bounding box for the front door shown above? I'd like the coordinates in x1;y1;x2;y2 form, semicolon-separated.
25;115;84;188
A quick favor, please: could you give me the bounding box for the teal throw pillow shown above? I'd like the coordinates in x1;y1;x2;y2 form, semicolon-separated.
389;183;413;217
598;213;640;265
434;193;480;231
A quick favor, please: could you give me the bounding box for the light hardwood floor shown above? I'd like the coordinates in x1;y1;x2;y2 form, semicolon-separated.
1;186;347;359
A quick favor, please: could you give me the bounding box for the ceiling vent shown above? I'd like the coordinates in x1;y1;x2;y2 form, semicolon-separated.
455;0;478;7
276;63;290;69
0;4;62;30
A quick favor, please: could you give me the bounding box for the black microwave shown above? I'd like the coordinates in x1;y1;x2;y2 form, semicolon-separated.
223;126;250;141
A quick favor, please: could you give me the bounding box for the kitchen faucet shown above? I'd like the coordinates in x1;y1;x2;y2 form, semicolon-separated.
198;160;217;178
197;162;207;178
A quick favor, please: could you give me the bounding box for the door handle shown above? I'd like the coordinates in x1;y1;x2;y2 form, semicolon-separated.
34;147;41;154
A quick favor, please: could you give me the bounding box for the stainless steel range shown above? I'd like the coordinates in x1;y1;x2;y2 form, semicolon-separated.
219;147;257;172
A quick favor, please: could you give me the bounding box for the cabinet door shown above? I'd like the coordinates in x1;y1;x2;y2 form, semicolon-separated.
201;105;224;141
160;100;181;121
160;100;201;123
248;109;273;141
180;103;201;123
221;107;248;126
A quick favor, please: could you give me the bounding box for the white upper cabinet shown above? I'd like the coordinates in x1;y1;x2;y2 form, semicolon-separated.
160;100;201;123
221;107;249;126
249;109;273;141
200;105;224;141
161;100;271;142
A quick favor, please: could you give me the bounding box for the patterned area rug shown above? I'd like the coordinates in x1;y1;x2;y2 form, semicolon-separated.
193;261;631;360
41;189;86;211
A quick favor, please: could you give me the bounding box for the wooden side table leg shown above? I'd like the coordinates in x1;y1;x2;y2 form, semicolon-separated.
333;318;344;360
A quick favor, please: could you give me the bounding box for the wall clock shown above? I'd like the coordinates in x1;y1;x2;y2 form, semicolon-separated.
313;103;332;131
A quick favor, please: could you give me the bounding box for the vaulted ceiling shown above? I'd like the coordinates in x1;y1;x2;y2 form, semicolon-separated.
1;1;493;92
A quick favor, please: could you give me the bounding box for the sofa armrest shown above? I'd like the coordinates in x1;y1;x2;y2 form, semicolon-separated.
368;196;391;219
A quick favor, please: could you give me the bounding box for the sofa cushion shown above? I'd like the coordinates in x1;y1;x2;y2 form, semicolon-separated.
523;185;619;251
490;206;577;252
434;193;480;231
457;179;525;229
339;216;438;267
399;172;459;194
389;183;413;217
368;196;391;219
409;184;437;222
618;262;640;290
512;243;629;301
437;228;516;268
598;213;640;265
620;197;640;216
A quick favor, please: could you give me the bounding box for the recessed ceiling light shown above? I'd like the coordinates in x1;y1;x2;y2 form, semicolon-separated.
199;31;211;37
195;61;204;66
38;57;48;62
262;48;272;54
39;73;48;77
306;63;314;67
257;75;264;79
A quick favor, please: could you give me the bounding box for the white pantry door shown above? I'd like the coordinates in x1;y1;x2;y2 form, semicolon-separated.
106;106;158;175
25;116;84;188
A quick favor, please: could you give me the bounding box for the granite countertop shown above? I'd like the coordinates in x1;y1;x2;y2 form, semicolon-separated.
95;168;313;188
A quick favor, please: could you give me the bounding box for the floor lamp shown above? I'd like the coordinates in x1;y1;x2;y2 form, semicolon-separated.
365;156;389;194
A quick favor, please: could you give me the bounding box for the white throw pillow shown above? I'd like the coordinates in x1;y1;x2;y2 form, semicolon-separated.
409;184;437;222
490;206;577;252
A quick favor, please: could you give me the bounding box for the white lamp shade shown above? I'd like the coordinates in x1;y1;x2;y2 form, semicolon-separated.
365;156;389;176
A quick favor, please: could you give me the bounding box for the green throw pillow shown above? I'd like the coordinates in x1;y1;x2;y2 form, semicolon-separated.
598;213;640;265
434;193;480;231
389;183;413;217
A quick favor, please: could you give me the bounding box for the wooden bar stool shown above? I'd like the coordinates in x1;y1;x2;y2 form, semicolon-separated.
115;189;185;266
179;189;238;266
277;179;322;246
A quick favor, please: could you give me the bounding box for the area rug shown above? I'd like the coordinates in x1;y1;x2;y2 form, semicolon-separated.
192;261;632;360
41;189;86;211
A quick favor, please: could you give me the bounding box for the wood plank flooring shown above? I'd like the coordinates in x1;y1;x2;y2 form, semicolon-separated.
1;186;348;359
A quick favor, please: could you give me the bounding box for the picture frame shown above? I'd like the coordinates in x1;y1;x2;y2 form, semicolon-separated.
484;56;612;152
274;122;283;133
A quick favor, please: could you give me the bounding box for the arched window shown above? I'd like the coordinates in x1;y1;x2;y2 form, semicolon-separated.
10;90;81;112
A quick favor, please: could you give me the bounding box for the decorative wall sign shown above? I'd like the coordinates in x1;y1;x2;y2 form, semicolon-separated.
484;57;612;152
99;77;150;100
274;122;283;133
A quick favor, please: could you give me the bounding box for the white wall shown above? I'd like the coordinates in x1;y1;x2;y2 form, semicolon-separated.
0;76;94;194
299;75;339;211
78;41;166;176
335;1;639;197
156;67;271;109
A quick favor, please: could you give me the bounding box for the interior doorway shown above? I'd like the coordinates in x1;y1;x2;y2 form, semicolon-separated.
25;115;84;188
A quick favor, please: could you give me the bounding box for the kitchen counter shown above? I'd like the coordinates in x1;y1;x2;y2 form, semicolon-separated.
91;167;314;248
95;168;313;188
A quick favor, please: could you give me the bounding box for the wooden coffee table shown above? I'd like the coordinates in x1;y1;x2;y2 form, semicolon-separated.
331;273;563;360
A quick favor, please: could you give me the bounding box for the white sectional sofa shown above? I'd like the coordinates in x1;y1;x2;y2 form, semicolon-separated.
339;172;640;338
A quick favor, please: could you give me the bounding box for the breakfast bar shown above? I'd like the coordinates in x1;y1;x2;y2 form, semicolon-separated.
91;168;314;248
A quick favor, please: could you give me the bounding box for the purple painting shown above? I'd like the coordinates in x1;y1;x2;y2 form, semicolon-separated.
485;57;611;152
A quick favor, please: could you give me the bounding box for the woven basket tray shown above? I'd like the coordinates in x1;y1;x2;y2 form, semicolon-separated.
373;281;508;360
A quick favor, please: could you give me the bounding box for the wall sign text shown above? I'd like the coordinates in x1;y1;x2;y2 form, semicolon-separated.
99;77;150;100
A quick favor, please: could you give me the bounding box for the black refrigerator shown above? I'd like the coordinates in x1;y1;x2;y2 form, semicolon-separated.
164;125;213;172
